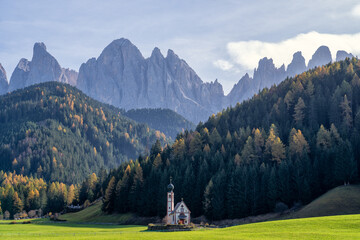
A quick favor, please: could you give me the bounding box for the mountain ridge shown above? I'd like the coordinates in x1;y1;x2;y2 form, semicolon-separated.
2;40;355;123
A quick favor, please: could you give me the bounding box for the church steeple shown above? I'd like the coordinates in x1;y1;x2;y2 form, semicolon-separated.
166;177;175;224
167;176;174;192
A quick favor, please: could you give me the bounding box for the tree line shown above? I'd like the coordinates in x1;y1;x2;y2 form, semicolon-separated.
0;171;77;219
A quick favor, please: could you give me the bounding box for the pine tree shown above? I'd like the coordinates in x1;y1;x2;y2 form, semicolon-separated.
102;176;116;213
241;136;256;164
129;164;143;213
203;179;214;219
340;94;352;132
293;97;306;126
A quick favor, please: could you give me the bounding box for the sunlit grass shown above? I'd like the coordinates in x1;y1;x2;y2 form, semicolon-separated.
0;214;359;239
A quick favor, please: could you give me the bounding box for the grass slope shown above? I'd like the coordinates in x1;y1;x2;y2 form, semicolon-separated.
0;214;359;239
288;185;360;219
60;201;134;224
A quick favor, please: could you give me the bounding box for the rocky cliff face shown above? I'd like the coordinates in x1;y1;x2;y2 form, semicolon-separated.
77;41;355;123
227;46;347;107
308;46;332;69
8;43;77;92
227;73;253;106
77;38;222;123
227;58;287;107
287;51;306;77
254;58;286;90
0;63;8;94
336;50;353;62
5;40;354;124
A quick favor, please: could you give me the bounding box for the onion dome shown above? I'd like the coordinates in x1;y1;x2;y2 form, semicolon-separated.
167;183;174;192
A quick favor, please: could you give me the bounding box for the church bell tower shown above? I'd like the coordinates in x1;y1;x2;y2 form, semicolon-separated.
166;177;174;224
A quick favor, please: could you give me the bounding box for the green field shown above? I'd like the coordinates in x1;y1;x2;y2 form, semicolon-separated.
0;214;359;239
59;201;134;224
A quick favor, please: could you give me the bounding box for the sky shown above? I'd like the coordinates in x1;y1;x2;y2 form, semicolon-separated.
1;0;360;94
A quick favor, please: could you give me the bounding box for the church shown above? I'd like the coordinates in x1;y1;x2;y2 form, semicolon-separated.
166;178;191;225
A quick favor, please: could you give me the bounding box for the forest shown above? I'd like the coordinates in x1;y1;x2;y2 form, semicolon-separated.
1;58;360;221
91;58;360;220
0;83;168;184
122;108;195;139
0;171;74;219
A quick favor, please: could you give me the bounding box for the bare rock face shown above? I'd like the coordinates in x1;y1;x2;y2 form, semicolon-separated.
62;68;78;86
287;51;306;77
336;50;353;62
0;63;8;94
227;58;286;107
308;46;332;69
8;58;30;92
227;73;253;106
225;46;356;107
254;58;286;90
77;38;222;123
8;42;78;92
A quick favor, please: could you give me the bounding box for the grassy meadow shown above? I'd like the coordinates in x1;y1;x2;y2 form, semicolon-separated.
0;214;359;239
59;201;134;224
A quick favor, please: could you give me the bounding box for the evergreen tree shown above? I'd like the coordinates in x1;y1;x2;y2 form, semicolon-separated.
102;176;116;213
293;97;306;126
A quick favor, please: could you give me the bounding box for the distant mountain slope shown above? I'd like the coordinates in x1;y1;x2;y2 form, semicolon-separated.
76;38;224;123
0;82;167;184
8;43;78;92
123;108;195;139
4;39;355;124
227;46;353;107
0;63;8;94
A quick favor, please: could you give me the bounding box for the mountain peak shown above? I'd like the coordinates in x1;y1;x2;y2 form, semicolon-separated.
308;45;332;69
336;50;353;62
150;47;164;59
287;51;306;77
16;58;30;71
34;42;47;51
110;38;133;47
256;57;276;73
166;49;177;58
9;42;77;92
33;42;48;59
100;38;144;61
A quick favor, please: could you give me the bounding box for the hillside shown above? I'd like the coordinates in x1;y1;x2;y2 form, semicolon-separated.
0;82;167;184
60;201;161;225
96;58;360;221
60;201;134;224
288;185;360;219
123;108;195;139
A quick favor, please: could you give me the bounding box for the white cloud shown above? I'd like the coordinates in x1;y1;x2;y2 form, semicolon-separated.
351;4;360;18
226;31;360;71
213;59;234;71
